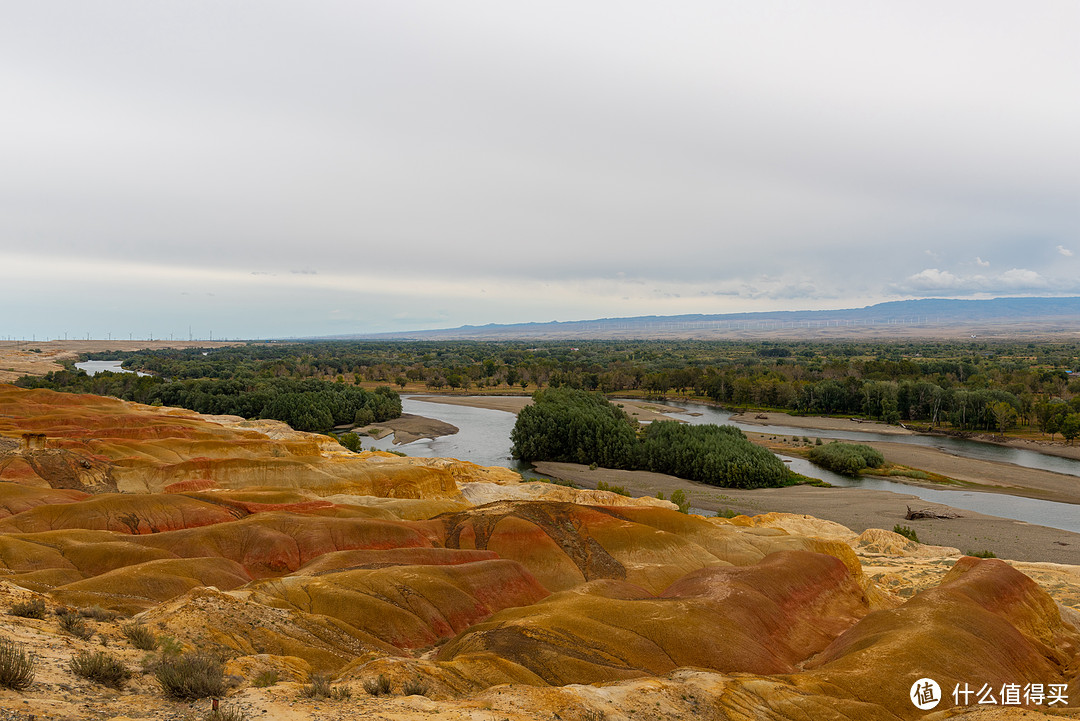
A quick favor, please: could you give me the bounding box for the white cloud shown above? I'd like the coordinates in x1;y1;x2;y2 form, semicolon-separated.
974;256;990;267
904;268;966;290
893;267;1052;295
1058;245;1073;257
998;268;1046;287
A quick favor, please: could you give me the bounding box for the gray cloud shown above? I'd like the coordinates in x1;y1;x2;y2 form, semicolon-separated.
1;1;1077;337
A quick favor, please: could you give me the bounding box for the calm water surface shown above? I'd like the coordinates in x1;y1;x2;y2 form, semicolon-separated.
75;360;149;377
364;396;1080;533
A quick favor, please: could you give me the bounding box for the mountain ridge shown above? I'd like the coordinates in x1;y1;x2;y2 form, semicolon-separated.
339;296;1080;340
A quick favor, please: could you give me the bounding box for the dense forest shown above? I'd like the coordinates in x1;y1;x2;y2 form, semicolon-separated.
511;388;796;488
15;370;400;433
72;339;1080;437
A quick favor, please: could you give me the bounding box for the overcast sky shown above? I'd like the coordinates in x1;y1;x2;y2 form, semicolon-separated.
2;1;1078;339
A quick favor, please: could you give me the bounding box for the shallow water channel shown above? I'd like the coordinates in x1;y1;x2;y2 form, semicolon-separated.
366;396;1080;534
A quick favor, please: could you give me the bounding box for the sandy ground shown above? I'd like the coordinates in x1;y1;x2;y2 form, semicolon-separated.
411;394;690;423
533;461;1080;565
732;409;915;435
0;340;241;382
362;413;459;445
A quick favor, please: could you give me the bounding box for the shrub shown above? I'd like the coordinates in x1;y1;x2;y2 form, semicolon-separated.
893;525;919;543
252;669;279;687
300;673;350;700
157;635;183;657
966;549;997;559
363;674;393;696
808;442;885;476
69;650;131;689
79;605;119;621
596;481;630;497
58;610;93;640
205;706;248;721
670;489;690;514
0;637;35;690
9;599;46;620
121;624;158;651
715;508;738;519
155;653;226;700
402;677;430;696
338;432;362;453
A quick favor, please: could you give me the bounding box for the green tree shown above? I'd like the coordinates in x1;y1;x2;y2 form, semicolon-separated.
989;401;1018;435
1060;413;1080;444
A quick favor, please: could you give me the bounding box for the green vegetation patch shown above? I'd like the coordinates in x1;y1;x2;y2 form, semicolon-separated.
808;442;885;477
512;388;796;489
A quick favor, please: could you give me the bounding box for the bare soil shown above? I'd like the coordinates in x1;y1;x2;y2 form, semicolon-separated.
362;413;459;445
533;461;1080;565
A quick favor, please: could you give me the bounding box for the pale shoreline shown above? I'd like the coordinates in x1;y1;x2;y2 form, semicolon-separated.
533;460;1080;565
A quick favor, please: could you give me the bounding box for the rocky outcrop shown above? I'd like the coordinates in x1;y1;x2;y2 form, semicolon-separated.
0;384;1077;720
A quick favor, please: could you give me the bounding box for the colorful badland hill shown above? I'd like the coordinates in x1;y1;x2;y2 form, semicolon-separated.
0;384;1077;720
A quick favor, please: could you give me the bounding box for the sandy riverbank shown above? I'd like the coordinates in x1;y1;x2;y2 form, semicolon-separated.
411;395;689;423
732;409;915;435
362;413;459;445
533;461;1080;565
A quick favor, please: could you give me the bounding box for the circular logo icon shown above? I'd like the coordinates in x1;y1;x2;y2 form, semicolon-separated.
910;678;942;710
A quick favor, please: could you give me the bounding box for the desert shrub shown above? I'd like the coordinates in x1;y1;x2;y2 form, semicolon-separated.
79;605;119;622
205;706;248;721
69;650;131;689
9;599;46;620
402;677;430;696
670;489;690;513
893;525;920;543
252;669;279;687
300;673;350;700
966;549;997;559
58;610;93;640
157;635;183;657
121;624;157;651
155;653;226;700
715;508;738;519
0;637;35;690
595;480;630;497
808;442;885;476
363;673;393;696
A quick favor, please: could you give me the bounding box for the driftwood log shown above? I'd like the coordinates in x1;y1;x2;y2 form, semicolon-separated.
906;505;961;520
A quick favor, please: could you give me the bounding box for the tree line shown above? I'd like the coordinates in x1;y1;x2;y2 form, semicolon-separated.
15;371;400;433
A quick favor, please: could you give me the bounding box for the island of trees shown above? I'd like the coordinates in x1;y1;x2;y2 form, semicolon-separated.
511;388;798;488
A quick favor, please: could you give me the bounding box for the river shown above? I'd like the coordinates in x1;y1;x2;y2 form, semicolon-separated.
75;360;150;377
366;396;1080;534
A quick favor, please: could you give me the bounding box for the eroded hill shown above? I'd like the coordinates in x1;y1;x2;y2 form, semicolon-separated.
0;384;1077;720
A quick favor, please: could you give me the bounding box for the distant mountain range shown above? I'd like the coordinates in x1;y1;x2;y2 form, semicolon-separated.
342;297;1080;341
